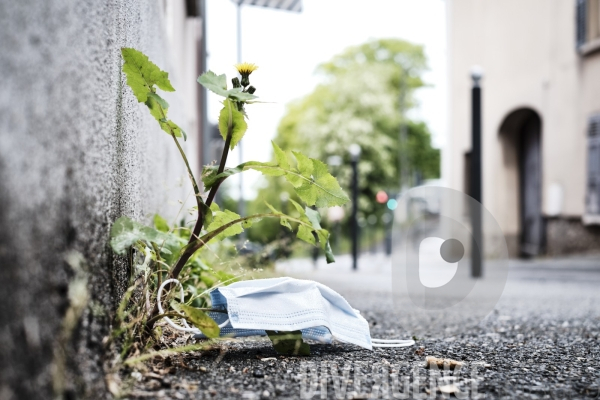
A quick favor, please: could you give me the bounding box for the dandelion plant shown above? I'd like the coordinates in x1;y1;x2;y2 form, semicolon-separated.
110;48;349;340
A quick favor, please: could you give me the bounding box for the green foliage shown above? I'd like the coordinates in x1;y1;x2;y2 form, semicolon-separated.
266;330;310;356
121;47;185;140
197;70;258;102
153;214;169;232
121;48;174;102
109;216;185;258
205;203;246;242
251;38;440;244
170;301;220;338
112;49;348;363
218;99;248;150
202;142;349;208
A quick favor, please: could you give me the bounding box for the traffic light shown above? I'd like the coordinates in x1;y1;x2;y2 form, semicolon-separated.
376;190;388;204
387;198;398;210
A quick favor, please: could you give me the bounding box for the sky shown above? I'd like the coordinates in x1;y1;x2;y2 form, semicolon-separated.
205;0;447;199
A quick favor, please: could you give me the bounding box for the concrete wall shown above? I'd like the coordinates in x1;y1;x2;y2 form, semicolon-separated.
446;0;600;256
0;1;200;398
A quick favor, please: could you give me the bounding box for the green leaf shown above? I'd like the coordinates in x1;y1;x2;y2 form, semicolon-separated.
197;72;258;101
160;119;184;138
288;198;305;215
292;151;312;177
296;159;349;207
197;71;229;97
147;92;169;109
109;216;185;256
296;225;316;245
264;201;292;230
272;141;290;170
201;165;220;191
153;214;169;232
206;204;244;242
227;88;258;102
218;100;247;150
170;301;220;338
304;207;322;230
321;235;335;264
145;94;166;121
121;48;175;103
198;198;213;227
266;331;310;356
203;147;348;207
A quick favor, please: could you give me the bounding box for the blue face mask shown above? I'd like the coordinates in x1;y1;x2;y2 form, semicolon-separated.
158;277;414;349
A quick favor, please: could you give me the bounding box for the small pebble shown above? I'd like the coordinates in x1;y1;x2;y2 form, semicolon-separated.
253;369;265;378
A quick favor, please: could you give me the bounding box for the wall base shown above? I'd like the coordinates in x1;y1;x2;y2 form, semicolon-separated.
545;217;600;256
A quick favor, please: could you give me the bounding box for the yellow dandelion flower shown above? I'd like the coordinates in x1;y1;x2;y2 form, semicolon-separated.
234;62;258;77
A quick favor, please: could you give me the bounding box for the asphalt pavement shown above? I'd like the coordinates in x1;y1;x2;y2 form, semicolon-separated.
131;253;600;399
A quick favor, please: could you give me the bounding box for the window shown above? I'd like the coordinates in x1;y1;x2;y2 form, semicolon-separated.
577;0;600;53
585;115;600;221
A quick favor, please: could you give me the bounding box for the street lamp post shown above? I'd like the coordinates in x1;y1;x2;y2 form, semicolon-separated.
470;65;483;278
349;144;361;270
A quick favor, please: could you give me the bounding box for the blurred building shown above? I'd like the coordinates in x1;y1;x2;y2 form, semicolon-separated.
446;0;600;257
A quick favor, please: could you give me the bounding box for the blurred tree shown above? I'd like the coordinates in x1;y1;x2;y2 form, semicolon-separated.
248;38;440;245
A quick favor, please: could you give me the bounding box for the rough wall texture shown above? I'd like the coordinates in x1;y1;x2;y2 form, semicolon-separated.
0;1;193;398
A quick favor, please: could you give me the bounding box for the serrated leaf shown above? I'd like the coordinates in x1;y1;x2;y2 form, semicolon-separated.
154;214;169;232
292;151;312;177
272;141;290;170
121;48;174;103
295;159;349;207
201;151;348;207
171;301;220;338
218;100;247;150
197;71;229;97
266;330;310;356
206;206;244;242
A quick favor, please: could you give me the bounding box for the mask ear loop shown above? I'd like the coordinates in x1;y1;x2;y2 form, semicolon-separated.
371;338;416;348
157;278;230;333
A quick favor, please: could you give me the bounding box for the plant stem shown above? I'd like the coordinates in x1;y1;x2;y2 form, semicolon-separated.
171;133;203;210
146;211;307;330
155;100;203;211
171;113;234;279
147;105;235;329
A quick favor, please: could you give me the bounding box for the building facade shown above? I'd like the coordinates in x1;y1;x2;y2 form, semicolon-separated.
446;0;600;257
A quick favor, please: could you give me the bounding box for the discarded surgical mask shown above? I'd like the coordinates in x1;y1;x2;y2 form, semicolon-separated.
158;277;414;349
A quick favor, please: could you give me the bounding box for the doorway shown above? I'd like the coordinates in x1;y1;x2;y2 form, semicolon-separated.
519;113;543;256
